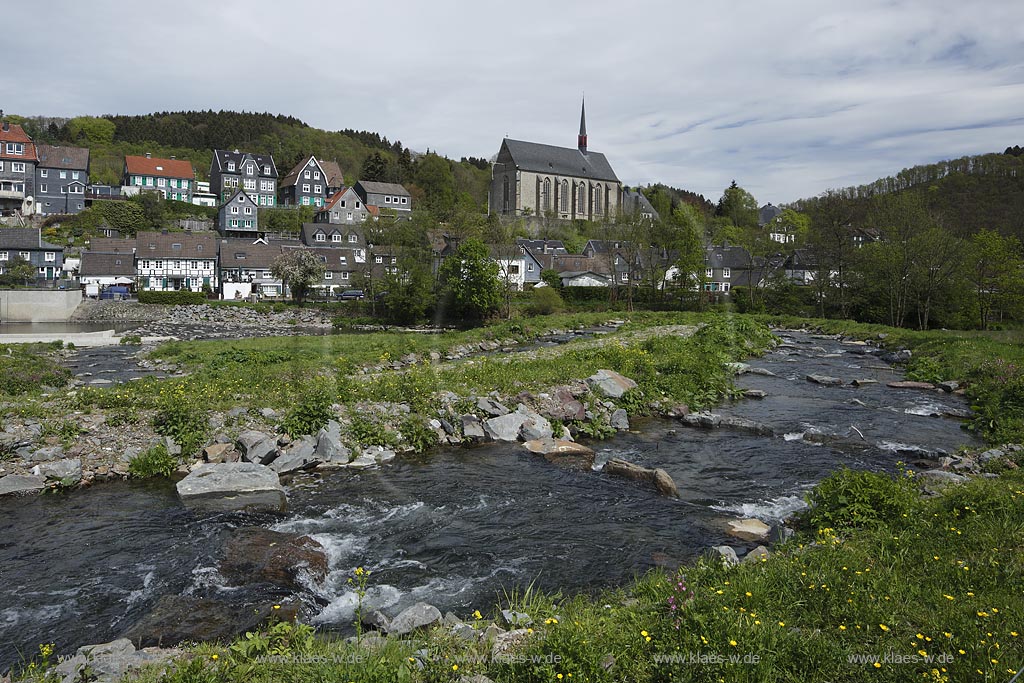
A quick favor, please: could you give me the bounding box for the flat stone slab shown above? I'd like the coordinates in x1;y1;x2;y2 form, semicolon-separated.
727;518;771;541
523;438;594;457
176;462;286;513
0;474;47;496
586;369;638;399
887;381;937;390
807;374;843;386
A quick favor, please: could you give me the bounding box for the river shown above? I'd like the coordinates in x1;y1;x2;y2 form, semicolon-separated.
0;331;979;670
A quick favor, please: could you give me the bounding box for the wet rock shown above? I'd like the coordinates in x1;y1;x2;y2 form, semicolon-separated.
806;374;843;386
748;367;777;377
0;474;46;496
461;414;487;443
387;602;442;636
610;408;630;430
881;349;912;364
938;380;960;393
124;595;280;648
726;362;750;375
164;436;182;457
603;458;679;498
219;527;328;589
542;386;586;421
517;406;553;441
362;610;391;632
523;438;595;469
850;379;878;387
681;411;722;428
259;407;280;421
586;369;638;399
346;452;378;470
32;458;82;484
743;389;767;399
727;518;771;542
269;436;320;474
315;421;350;465
203;442;236;463
918;470;968;487
176;462;286;513
887;381;936;390
719;416;774;436
667;404;690;418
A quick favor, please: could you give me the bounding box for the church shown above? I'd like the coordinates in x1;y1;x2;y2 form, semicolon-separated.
488;101;622;221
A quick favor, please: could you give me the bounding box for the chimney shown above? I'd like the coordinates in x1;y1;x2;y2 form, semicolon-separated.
145;152;152;159
170;155;176;160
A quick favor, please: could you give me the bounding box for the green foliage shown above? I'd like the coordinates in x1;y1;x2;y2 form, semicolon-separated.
0;256;37;286
617;388;650;416
801;467;919;531
40;419;82;447
905;356;945;383
399;416;440;453
128;443;179;479
280;380;335;436
0;346;71;394
119;334;143;345
271;248;327;304
437;237;502;321
152;384;208;457
67;116;115;144
138;290;207;305
347;414;398;448
528;286;564;316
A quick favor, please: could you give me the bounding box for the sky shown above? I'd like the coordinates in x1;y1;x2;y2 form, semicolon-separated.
4;0;1024;204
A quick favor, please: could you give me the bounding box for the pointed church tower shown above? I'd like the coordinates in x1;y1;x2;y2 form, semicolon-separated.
578;98;588;155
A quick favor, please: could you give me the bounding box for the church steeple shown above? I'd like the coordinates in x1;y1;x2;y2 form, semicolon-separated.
578;98;587;155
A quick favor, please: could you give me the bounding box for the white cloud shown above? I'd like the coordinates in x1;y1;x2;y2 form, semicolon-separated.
4;0;1023;203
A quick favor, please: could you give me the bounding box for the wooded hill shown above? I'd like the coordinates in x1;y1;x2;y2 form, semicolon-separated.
12;110;492;210
791;150;1024;240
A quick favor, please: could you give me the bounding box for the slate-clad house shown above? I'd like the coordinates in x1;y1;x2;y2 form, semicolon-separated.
315;187;369;224
79;249;136;288
354;181;412;214
35;144;90;215
0;228;64;281
320;160;346;195
0;121;38;214
488;101;622;220
219;237;297;299
622;189;659;222
300;223;365;250
123;154;195;203
210;149;278;206
136;230;217;292
278;156;329;207
217;189;260;237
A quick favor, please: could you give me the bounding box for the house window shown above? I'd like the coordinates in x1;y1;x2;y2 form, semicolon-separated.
6;143;23;155
509;264;520;275
325;271;333;279
391;257;397;264
383;195;391;204
59;171;67;179
302;184;310;193
19;251;30;260
341;272;349;280
621;272;628;282
347;212;354;221
315;233;325;242
244;179;256;190
231;219;239;227
331;234;341;242
244;207;253;215
313;171;320;179
528;263;534;272
70;185;83;194
302;196;310;205
314;185;322;194
355;201;361;209
339;200;346;208
0;252;7;261
12;162;25;173
401;197;408;205
72;171;80;180
263;165;271;175
181;179;189;189
723;268;731;279
155;261;163;269
244;219;253;228
231;206;239;214
39;184;47;193
157;178;166;187
246;164;254;175
304;171;311;179
40;169;48;178
227;162;235;171
375;255;383;264
722;282;731;293
705;268;713;278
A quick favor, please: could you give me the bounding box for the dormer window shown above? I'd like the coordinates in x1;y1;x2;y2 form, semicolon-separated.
263;165;271;174
246;164;254;175
331;234;341;242
227;162;235;171
315;233;325;242
348;234;357;243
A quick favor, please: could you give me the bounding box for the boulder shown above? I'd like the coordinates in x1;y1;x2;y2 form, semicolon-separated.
29;445;65;461
203;442;236;463
218;527;328;589
31;458;82;483
917;470;968;486
743;389;767;399
315;421;351;465
726;362;750;375
269;436;320;474
483;412;529;442
806;374;843;386
603;458;679;498
727;518;771;542
938;380;960;393
346;452;378;470
850;378;878;387
517;406;553;441
743;545;770;564
237;430;277;464
387;602;442;636
610;408;630;430
51;638;180;683
0;474;46;496
887;380;936;390
461;414;487;443
176;462;286;513
491;628;532;658
522;438;595;470
477;397;510;417
587;369;638;399
709;545;739;567
542;386;586;421
124;595;283;648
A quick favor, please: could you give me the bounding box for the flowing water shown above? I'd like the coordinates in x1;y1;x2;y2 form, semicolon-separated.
0;331;980;670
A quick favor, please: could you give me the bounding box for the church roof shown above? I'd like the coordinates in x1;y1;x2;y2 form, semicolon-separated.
500;139;619;183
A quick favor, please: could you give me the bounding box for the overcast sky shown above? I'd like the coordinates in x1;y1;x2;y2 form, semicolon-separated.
5;0;1024;204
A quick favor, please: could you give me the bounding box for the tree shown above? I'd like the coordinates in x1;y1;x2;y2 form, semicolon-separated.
360;152;389;182
806;190;857;318
271;249;326;304
966;230;1024;329
715;181;759;230
378;255;434;324
437;238;502;322
0;257;36;287
415;153;456;220
67;116;115;145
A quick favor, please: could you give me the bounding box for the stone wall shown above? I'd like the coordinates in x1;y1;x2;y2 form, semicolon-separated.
0;289;83;322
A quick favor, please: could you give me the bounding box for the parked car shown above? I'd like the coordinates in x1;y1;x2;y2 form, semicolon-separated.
337;289;364;300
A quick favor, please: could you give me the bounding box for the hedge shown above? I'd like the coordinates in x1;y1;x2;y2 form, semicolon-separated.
138;291;208;305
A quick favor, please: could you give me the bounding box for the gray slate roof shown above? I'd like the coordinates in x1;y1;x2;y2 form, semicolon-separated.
212;149;278;177
500;139;619;182
0;228;63;251
218;239;288;269
80;251;134;276
36;144;89;171
355;181;411;197
136;231;217;259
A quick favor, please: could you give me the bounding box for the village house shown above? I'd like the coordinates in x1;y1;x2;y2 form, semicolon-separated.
0;228;64;282
209;149;278;207
217;188;260;237
0;120;38;215
219;237;297;299
278;156;330;207
123;154;195;203
135;230;217;293
300;223;365;251
34;144;90;215
79;237;136;289
488;101;622;221
314;187;369;225
320;160;346;195
354;181;412;215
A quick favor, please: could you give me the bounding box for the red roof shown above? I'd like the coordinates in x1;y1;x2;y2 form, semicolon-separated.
0;124;38;161
323;189;348;211
124;155;194;179
366;205;380;217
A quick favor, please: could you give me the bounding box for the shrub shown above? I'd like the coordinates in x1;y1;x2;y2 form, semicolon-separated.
152;384;208;456
119;334;143;345
528;286;564;316
128;443;179;478
138;290;207;305
800;467;919;531
399;416;440;453
279;379;335;436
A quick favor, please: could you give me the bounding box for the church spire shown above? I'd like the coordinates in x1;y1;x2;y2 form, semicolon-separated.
578;97;588;155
